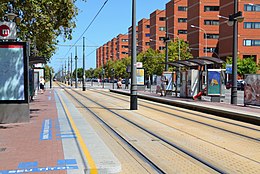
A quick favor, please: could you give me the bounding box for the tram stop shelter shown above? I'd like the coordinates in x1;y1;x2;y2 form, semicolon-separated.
165;57;225;101
0;46;47;124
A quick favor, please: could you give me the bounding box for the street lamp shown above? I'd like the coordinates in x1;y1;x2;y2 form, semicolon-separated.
130;0;138;110
82;37;86;91
217;1;244;105
191;24;208;56
165;17;169;71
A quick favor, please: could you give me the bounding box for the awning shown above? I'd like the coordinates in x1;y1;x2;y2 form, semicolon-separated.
188;58;214;65
29;56;46;65
197;56;225;64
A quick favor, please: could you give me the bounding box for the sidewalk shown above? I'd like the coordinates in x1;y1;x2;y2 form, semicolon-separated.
0;90;67;174
110;89;260;126
0;87;121;174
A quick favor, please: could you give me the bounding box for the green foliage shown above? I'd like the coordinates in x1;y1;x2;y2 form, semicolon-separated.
223;56;259;77
139;48;164;76
44;64;54;81
167;39;193;62
73;68;83;78
0;1;80;61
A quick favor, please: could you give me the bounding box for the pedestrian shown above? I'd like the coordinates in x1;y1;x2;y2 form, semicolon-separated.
125;78;129;89
160;72;167;96
40;76;45;94
117;78;122;89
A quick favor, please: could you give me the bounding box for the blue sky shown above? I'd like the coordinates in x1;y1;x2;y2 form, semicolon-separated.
49;0;170;73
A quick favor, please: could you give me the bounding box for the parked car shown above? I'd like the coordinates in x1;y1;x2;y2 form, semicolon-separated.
226;80;245;90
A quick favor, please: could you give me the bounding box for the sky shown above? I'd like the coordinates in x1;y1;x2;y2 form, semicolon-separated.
49;0;170;73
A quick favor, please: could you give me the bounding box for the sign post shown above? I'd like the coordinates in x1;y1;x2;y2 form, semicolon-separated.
0;22;17;40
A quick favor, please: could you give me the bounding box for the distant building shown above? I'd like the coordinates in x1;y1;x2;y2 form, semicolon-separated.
219;0;260;65
150;9;166;52
128;26;138;56
187;0;220;58
116;34;129;60
137;18;150;53
166;0;188;41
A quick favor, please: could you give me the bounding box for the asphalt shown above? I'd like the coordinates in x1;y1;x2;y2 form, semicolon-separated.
110;89;260;126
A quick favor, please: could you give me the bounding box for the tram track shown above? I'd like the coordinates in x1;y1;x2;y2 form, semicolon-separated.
95;90;260;142
58;84;260;173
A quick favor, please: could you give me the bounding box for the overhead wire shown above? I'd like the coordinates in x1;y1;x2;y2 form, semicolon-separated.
62;0;109;59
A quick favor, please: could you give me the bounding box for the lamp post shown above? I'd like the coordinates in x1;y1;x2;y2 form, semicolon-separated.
71;53;73;86
218;1;244;105
130;0;138;110
165;17;169;71
68;57;70;85
191;25;208;57
75;46;78;88
82;37;86;91
64;61;67;84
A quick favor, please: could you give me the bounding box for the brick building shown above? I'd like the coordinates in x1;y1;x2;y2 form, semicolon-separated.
116;34;129;60
187;0;220;58
150;9;166;52
137;18;150;53
219;0;260;65
166;0;188;41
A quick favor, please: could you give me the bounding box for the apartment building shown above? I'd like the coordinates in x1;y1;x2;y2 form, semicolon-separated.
150;9;166;51
137;18;150;53
219;0;260;64
187;0;220;58
96;47;102;68
128;26;138;56
116;34;129;60
111;38;117;61
166;0;188;41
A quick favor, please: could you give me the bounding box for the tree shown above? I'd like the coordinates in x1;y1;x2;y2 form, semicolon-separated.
44;64;54;82
167;39;193;62
0;1;80;61
73;68;83;79
224;57;259;78
139;48;164;77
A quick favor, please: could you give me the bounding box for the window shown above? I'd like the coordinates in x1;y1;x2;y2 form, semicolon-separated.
159;27;166;31
204;6;219;12
178;18;187;23
145;42;150;46
145;25;150;28
244;4;260;11
243;39;260;46
204;47;216;53
205;34;219;39
121;52;128;55
159;17;166;21
145;33;150;37
204;20;219;25
244;22;260;29
122;39;128;42
159;46;165;50
122;45;128;48
178;6;187;11
159;37;165;41
178;30;187;34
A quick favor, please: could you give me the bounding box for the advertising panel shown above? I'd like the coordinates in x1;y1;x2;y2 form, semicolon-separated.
0;42;28;102
207;69;221;96
244;74;260;106
136;68;145;85
163;72;173;91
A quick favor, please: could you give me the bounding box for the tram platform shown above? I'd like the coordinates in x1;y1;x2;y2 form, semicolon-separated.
110;89;260;126
0;88;121;174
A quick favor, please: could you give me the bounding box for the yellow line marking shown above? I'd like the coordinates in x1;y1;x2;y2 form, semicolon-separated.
57;91;98;174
